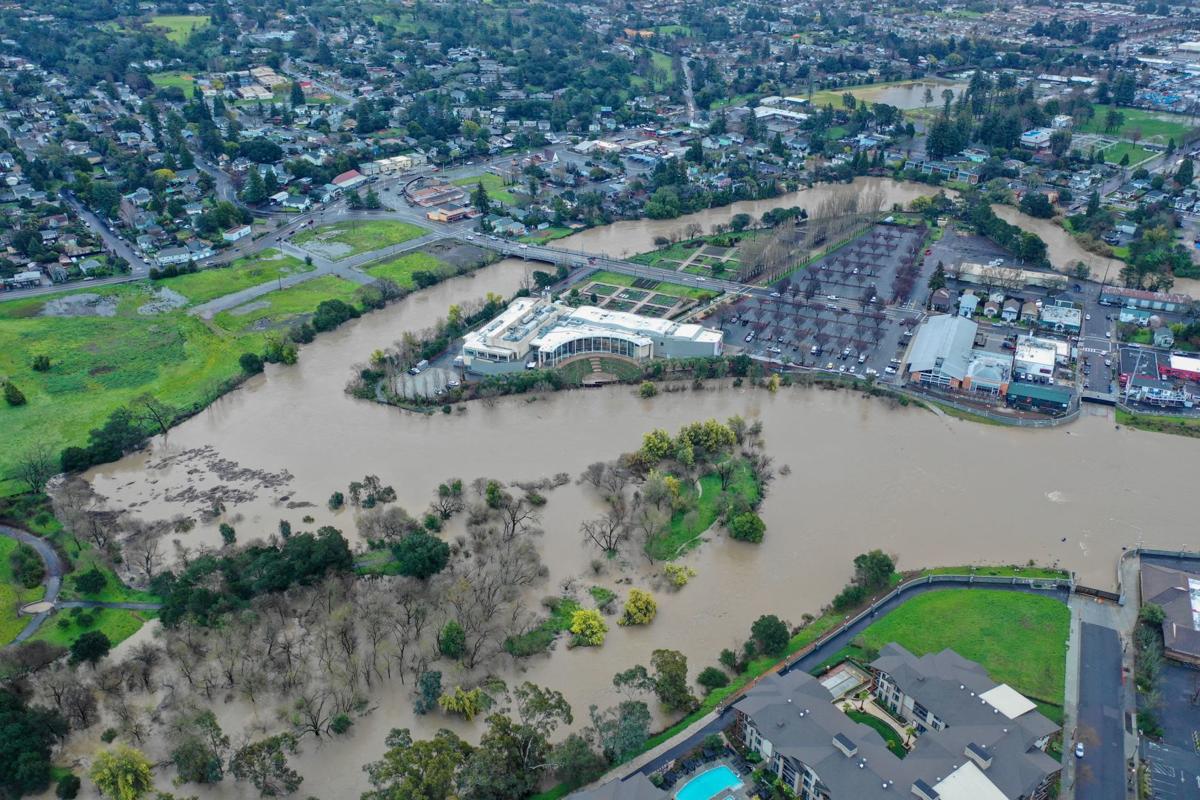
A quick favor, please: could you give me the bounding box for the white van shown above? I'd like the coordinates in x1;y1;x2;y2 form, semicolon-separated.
408;359;429;375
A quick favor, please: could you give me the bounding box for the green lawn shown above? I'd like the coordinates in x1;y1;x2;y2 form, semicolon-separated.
857;590;1069;706
845;710;906;758
0;536;45;647
586;270;717;302
213;275;361;333
160;249;313;304
292;220;426;259
921;565;1070;580
1080;105;1194;144
451;173;518;205
646;460;760;561
519;226;574;243
1101;141;1155;167
0;285;248;495
149;71;196;92
504;597;580;656
149;14;210;43
32;607;152;649
363;252;446;288
555;357;646;385
1117;408;1200;438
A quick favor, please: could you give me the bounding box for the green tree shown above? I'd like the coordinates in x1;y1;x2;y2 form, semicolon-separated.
73;567;107;595
650;648;696;712
549;734;607;788
1140;603;1166;625
229;734;302;797
697;666;731;694
471;181;490;215
89;746;153;800
438;621;466;659
0;688;68;798
928;261;947;292
728;512;765;543
751;614;790;657
1176;157;1194;187
56;774;81;799
241;169;266;204
289;82;305;108
171;709;228;785
853;550;895;589
69;631;112;667
588;701;650;763
392;532;449;579
362;728;470;800
414;670;442;715
239;352;264;374
219;523;236;546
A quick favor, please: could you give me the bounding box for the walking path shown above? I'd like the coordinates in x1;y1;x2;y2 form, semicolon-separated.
0;525;162;647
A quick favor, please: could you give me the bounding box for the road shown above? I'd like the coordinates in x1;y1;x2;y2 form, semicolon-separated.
1074;621;1127;800
0;524;64;645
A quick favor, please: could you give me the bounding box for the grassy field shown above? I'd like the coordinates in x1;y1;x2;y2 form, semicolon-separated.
519;226;574;244
292;220;425;259
213;275;361;333
857;590;1069;706
363;252;445;288
1101;141;1155;167
0;285;247;495
646;460;760;561
504;597;580;656
920;565;1070;580
451;173;517;205
0;536;45;646
1117;407;1200;438
149;71;196;92
149;14;210;43
32;607;152;649
586;269;717;302
160;249;313;304
1080;105;1194;144
556;357;646;385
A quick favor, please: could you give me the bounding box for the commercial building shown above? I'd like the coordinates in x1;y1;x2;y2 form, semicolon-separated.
1100;286;1192;313
1038;302;1082;334
963;351;1012;395
1161;353;1200;383
955;262;1067;291
905;314;978;389
1020;128;1053;149
1005;382;1073;414
1140;563;1200;666
1012;335;1058;384
458;297;722;375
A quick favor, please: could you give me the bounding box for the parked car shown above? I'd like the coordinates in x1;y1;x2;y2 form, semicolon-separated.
1075;743;1085;759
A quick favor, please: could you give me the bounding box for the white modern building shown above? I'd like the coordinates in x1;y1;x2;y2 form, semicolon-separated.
459;296;722;375
1013;335;1058;384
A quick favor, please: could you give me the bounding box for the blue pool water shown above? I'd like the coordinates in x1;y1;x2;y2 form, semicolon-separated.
675;765;743;800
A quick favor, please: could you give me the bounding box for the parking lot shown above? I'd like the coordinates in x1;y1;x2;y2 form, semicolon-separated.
716;224;930;378
396;366;458;400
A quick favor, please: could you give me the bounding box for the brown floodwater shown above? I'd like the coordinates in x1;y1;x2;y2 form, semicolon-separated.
554;177;942;258
69;190;1200;799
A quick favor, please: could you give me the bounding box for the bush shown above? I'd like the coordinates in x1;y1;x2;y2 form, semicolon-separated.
728;512;765;543
639;381;658;398
31;355;51;372
10;544;45;589
4;382;27;407
697;666;731;694
438;621;466;659
73;567;107;595
619;589;658;626
219;523;236;546
330;714;352;735
328;491;344;510
238;352;264;374
570;609;609;646
831;583;868;612
664;564;696;587
55;774;81;799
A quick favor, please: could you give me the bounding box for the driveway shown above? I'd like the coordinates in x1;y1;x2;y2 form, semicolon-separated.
0;524;64;644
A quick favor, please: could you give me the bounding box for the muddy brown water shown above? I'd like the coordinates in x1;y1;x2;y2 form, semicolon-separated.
554;177;942;258
70;189;1200;799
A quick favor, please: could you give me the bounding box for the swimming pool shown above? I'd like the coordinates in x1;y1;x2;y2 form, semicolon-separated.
675;765;743;800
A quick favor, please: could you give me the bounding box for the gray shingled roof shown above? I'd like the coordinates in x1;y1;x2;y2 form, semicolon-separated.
907;315;978;381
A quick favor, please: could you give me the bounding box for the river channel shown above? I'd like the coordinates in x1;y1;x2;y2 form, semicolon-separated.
72;181;1200;799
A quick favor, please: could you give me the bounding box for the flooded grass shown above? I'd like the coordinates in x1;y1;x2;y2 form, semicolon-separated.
504;597;581;657
1117;408;1200;438
648;460;760;561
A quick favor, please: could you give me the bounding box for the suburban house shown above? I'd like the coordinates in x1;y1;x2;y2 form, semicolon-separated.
1002;299;1020;322
222;224;252;242
930;287;952;313
1141;563;1200;666
1038;302;1082;334
905;314;978;390
958;292;979;318
1153;326;1175;348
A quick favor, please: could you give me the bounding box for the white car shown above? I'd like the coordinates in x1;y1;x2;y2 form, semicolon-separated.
1084;313;1091;320
770;291;782;298
518;244;529;249
1074;742;1085;759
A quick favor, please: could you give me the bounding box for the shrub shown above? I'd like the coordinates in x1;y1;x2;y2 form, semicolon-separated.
330;714;353;735
570;609;609;646
619;589;658;626
831;583;868;612
55;774;81;799
73;567;107;595
10;544;45;589
328;491;344;510
219;523;236;546
438;686;486;720
4;382;27;406
639;381;658;398
697;666;731;694
728;511;765;543
664;564;696;587
31;355;51;372
438;621;466;659
414;670;442;715
238;352;264;374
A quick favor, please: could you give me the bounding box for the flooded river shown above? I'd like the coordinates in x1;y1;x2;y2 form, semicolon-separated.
70;187;1200;798
555;177;942;258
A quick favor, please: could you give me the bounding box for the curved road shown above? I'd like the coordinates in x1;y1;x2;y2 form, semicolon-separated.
0;524;161;647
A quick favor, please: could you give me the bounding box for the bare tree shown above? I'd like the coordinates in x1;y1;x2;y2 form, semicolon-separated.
581;496;630;555
13;443;56;495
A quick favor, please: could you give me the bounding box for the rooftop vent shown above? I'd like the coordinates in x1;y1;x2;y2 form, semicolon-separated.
832;733;858;758
911;779;941;800
965;742;993;770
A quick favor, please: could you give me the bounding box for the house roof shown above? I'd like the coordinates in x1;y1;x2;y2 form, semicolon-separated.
1141;563;1200;661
